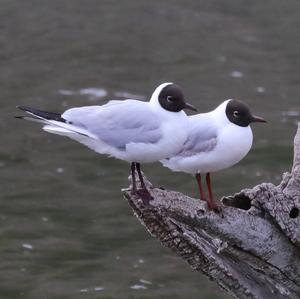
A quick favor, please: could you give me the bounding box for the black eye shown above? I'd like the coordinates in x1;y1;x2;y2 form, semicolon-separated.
167;96;174;102
233;110;239;117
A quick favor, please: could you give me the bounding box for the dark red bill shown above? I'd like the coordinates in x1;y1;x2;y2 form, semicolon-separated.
184;102;197;112
251;115;267;123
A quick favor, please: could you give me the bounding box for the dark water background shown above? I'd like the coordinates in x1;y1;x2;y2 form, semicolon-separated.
1;1;300;298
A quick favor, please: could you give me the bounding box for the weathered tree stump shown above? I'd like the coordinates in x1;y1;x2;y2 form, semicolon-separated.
123;124;300;299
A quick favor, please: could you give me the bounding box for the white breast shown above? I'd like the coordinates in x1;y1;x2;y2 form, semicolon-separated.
162;120;253;174
206;124;253;172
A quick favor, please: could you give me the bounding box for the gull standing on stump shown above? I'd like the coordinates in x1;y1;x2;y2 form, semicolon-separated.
17;83;197;203
161;99;266;211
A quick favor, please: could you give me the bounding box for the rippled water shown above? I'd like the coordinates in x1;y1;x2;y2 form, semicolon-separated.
1;1;300;298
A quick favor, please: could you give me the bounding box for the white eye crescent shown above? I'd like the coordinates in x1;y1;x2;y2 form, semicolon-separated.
167;96;174;102
233;110;239;117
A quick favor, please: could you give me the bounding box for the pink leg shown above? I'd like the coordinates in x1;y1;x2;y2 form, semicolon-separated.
205;173;220;212
195;173;206;201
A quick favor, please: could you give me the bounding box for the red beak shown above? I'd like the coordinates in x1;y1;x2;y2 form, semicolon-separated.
251;115;267;123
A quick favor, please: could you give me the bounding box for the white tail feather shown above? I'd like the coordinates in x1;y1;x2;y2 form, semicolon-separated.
44;120;98;139
19;116;48;124
43;125;76;135
21;112;98;140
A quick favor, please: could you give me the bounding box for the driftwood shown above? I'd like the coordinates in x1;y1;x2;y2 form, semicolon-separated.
123;124;300;299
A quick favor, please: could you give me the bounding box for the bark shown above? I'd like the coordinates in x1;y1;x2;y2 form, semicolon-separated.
123;124;300;299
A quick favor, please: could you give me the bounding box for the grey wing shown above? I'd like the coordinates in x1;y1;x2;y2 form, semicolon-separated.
176;122;218;157
62;100;162;149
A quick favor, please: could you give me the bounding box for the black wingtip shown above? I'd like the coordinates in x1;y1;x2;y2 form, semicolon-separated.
15;105;66;122
16;105;28;111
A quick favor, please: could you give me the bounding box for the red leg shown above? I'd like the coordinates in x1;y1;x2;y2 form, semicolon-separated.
135;162;153;204
136;162;146;189
195;173;206;201
206;173;220;212
131;162;137;193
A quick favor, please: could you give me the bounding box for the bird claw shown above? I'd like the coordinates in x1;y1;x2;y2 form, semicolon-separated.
199;197;222;213
207;201;222;214
133;188;154;205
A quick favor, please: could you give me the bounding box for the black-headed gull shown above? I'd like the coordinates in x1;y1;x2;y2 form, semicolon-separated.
161;99;266;211
17;83;197;203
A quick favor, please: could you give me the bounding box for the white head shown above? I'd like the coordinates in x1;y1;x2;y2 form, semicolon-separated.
149;83;197;113
214;99;266;127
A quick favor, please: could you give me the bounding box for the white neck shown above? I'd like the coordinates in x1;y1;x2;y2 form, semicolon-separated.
210;99;232;127
149;82;173;108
